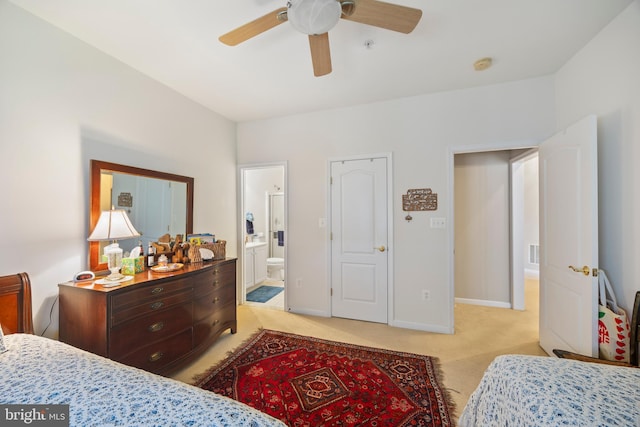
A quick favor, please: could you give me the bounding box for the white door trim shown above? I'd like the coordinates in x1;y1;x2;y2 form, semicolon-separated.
510;148;539;311
327;152;394;325
237;161;288;308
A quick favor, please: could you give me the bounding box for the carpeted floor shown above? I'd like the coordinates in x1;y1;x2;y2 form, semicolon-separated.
194;329;454;426
174;279;545;424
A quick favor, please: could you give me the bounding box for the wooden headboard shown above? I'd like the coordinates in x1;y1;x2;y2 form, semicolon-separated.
0;272;34;334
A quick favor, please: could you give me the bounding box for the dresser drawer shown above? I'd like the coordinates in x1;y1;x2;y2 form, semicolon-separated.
193;303;236;346
116;328;193;374
193;263;236;297
111;289;192;325
111;278;192;311
109;302;193;359
193;284;235;321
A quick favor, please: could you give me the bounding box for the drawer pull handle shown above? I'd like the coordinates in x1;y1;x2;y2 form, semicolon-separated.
148;351;164;362
213;280;219;287
148;322;164;332
150;301;164;310
212;319;220;326
151;287;164;295
213;268;219;274
212;297;220;303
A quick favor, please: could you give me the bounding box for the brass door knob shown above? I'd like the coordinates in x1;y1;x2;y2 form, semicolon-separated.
374;245;386;252
568;265;591;276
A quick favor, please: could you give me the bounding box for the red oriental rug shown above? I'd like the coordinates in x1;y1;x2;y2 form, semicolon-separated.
194;329;455;426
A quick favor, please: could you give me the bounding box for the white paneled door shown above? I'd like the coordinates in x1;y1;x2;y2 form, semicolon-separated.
539;115;599;357
330;157;388;323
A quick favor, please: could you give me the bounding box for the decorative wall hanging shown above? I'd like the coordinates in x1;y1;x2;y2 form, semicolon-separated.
402;188;437;211
117;192;133;207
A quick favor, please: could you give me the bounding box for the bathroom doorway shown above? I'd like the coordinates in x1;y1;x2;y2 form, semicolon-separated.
239;162;287;310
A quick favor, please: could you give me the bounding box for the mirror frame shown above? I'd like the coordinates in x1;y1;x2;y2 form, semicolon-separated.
89;159;194;272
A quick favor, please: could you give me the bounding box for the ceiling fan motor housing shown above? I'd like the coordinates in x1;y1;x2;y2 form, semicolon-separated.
287;0;342;35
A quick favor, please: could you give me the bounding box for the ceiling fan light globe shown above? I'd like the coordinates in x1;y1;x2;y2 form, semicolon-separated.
288;0;342;35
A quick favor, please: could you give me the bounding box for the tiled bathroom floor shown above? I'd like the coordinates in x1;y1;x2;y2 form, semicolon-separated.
244;279;284;310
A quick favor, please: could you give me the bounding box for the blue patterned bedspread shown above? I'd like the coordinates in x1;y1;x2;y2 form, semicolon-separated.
1;334;285;426
459;354;640;427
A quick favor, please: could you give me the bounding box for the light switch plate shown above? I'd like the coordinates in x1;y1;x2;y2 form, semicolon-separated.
430;218;446;228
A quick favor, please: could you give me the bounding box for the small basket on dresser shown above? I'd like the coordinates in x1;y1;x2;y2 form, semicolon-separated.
189;240;226;263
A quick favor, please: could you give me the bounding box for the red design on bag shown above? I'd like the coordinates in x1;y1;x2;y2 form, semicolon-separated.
598;320;610;344
615;318;623;325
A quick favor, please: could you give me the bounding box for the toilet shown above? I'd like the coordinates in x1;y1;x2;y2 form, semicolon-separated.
266;257;284;280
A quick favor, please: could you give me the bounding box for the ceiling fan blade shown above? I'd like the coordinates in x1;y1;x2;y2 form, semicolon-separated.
308;33;332;77
342;0;422;34
219;7;288;46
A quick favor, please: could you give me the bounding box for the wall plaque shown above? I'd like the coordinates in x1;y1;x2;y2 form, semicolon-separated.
402;188;437;211
117;192;133;207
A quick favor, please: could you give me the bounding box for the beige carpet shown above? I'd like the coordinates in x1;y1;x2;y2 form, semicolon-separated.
172;278;546;422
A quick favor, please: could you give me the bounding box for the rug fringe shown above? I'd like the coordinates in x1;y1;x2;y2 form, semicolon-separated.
431;356;459;426
191;328;265;386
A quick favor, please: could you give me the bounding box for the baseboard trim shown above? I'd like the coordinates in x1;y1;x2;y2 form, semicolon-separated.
455;297;511;309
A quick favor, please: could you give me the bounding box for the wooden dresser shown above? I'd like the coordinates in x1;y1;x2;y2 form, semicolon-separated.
59;259;236;375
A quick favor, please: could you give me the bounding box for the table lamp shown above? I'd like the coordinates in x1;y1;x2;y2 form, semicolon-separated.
88;208;140;281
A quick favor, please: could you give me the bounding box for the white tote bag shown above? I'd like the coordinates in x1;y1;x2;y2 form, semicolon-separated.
598;269;631;362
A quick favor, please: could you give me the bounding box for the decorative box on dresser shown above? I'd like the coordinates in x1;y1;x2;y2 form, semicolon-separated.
58;259;237;376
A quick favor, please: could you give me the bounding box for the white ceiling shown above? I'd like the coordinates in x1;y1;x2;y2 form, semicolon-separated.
9;0;633;122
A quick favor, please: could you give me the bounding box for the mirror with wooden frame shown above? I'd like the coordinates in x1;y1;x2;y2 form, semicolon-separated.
89;160;194;272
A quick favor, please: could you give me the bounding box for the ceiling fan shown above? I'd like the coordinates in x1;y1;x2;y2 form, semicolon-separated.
219;0;422;77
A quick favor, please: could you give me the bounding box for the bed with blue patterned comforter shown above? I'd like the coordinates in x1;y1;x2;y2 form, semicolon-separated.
1;334;285;426
459;354;640;427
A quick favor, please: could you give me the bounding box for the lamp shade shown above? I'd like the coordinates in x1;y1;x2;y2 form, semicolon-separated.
288;0;342;35
88;209;140;241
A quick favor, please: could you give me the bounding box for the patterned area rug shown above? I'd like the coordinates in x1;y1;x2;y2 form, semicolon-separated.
194;329;455;426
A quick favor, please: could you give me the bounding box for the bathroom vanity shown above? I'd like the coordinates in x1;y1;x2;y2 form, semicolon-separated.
244;242;267;287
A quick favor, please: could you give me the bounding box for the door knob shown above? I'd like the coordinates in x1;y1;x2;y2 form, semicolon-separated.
568;265;591;276
374;245;386;252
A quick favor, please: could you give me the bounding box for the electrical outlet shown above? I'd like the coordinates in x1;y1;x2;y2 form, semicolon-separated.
422;290;430;300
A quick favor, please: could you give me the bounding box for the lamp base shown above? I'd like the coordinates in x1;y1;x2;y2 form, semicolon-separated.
105;267;124;282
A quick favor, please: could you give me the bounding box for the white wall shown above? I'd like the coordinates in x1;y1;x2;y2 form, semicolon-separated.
0;2;237;337
244;167;284;241
555;0;640;314
238;77;555;332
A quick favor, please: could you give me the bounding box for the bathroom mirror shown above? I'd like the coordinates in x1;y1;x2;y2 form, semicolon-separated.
89;160;194;272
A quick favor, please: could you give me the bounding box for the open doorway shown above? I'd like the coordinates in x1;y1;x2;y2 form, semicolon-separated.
239;163;287;310
452;148;539;313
